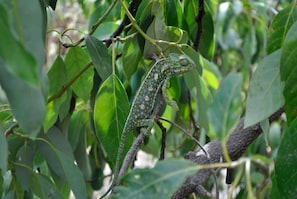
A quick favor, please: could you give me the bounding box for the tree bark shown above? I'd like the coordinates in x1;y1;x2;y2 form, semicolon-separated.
171;107;285;199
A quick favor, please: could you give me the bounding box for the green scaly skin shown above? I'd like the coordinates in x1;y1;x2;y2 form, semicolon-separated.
101;53;195;198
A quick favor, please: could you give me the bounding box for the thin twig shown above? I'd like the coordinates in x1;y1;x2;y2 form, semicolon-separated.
119;0;163;56
193;0;205;51
158;117;209;159
4;123;19;137
159;117;220;198
187;89;200;138
105;0;142;47
156;120;167;160
47;61;93;103
62;0;118;48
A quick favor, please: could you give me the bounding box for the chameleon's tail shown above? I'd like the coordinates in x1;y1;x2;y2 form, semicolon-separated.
99;127;127;198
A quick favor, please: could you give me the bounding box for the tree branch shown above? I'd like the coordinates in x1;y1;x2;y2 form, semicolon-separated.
171;107;284;198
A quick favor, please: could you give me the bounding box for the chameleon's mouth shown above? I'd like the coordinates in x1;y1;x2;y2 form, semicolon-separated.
175;64;195;73
171;67;191;75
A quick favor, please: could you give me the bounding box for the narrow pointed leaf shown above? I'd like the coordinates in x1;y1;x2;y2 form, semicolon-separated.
0;4;38;86
64;47;93;102
0;60;45;136
85;35;112;81
44;56;69;132
0;4;46;135
122;38;142;79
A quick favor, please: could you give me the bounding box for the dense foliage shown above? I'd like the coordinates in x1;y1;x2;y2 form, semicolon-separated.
0;0;296;198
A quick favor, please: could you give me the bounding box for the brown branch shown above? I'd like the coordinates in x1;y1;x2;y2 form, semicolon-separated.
171;107;285;199
193;0;205;51
156;120;167;160
105;0;142;47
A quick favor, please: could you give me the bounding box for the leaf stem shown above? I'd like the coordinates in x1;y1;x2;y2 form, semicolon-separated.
112;40;116;75
119;0;163;56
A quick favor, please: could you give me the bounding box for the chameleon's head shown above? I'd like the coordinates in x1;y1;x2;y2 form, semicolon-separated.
161;53;195;77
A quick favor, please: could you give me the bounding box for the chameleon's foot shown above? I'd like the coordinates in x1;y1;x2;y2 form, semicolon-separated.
167;99;179;111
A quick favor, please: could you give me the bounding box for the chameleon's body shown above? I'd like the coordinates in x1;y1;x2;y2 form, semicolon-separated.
106;53;194;196
122;53;194;133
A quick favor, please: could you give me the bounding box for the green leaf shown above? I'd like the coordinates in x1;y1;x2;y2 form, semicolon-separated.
15;163;63;199
111;159;197;199
0;131;8;173
164;0;183;27
70;111;92;179
267;7;297;54
0;1;47;135
64;47;93;102
183;54;211;131
184;0;198;33
37;127;87;199
44;56;69;132
0;174;3;196
0;5;38;86
48;57;68;98
92;22;119;41
43;127;75;159
2;0;48;95
280;21;297;124
85;35;112;81
184;0;214;59
270;173;282;199
143;9;167;56
10;0;46;66
244;50;284;127
208;73;243;138
56;151;87;199
32;175;63;199
166;26;189;44
68;111;88;150
198;11;215;59
274;118;297;198
94;75;132;167
0;60;45;136
122;38;142;80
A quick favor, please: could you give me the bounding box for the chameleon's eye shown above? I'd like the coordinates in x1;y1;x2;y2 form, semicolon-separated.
180;58;189;66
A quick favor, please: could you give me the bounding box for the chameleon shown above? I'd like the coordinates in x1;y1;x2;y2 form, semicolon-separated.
101;53;195;198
